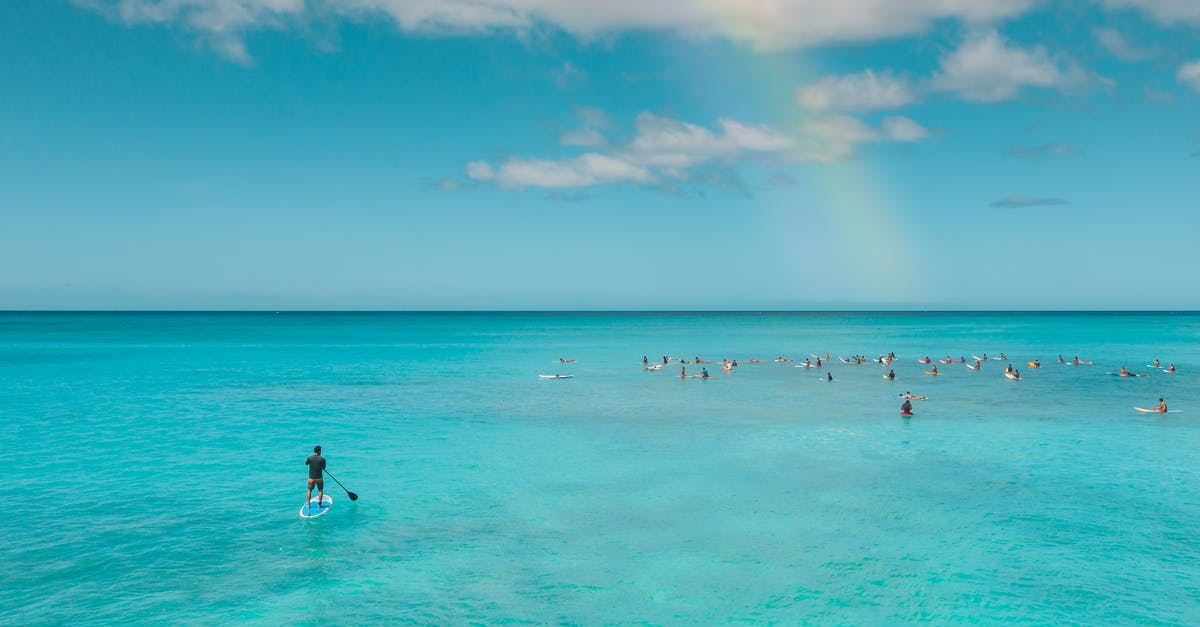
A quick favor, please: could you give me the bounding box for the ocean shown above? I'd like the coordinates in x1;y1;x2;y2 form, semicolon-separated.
2;312;1198;623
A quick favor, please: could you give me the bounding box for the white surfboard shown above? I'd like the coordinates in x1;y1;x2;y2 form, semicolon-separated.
1134;407;1180;413
539;374;574;379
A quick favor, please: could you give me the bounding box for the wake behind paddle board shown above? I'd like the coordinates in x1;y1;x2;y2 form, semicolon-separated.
300;494;333;518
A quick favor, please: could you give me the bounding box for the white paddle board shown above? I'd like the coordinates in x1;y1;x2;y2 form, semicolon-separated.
1134;407;1180;413
300;494;333;518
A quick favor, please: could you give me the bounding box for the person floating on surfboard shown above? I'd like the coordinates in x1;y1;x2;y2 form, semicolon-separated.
306;445;327;509
1158;398;1168;413
901;399;913;416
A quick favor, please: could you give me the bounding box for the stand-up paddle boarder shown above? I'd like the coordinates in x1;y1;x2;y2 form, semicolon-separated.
306;445;326;509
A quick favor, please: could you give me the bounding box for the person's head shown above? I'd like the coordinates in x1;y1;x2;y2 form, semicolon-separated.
314;445;322;454
1160;398;1164;402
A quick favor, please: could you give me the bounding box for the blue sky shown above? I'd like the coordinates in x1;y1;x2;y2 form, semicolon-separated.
2;0;1199;309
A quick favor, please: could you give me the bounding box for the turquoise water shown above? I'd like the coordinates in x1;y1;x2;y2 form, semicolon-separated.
3;312;1199;624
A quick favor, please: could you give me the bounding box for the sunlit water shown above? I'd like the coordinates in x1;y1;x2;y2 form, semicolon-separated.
3;312;1199;623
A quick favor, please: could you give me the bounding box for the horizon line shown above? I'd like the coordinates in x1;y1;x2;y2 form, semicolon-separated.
2;309;1198;315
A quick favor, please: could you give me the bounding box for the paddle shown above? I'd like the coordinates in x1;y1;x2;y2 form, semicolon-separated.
324;469;358;501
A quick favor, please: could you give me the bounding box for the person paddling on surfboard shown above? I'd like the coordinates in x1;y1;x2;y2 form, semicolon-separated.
305;445;327;509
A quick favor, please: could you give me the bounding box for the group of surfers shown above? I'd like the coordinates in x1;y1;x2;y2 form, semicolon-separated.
632;351;1178;417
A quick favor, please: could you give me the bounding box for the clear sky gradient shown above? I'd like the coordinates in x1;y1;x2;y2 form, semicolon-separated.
3;1;1199;309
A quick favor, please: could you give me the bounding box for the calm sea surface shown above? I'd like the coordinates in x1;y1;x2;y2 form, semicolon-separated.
2;312;1199;624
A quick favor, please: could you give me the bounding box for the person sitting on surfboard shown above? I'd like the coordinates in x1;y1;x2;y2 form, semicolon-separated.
931;364;938;375
1119;366;1132;377
305;445;327;509
1058;355;1065;363
887;369;895;380
1167;363;1176;373
1153;359;1161;369
901;399;913;415
1158;398;1168;413
700;368;710;379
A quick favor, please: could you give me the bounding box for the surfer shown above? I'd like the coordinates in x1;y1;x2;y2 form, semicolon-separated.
886;369;895;380
700;368;710;379
305;445;326;509
1058;355;1065;363
1153;359;1161;369
680;366;686;378
827;372;833;381
1119;366;1132;377
901;399;913;415
1157;398;1168;413
1167;363;1176;373
931;364;938;375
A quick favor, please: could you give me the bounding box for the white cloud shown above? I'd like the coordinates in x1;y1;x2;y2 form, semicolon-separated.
465;161;495;180
464;111;931;191
1178;60;1200;92
799;115;929;161
930;29;1100;102
881;116;930;141
467;113;798;190
85;0;1037;60
575;106;612;129
552;61;586;89
559;127;607;147
467;153;653;188
1098;0;1200;25
797;70;917;113
1092;27;1158;62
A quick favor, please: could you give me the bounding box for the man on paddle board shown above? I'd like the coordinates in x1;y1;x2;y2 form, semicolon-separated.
306;445;327;508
